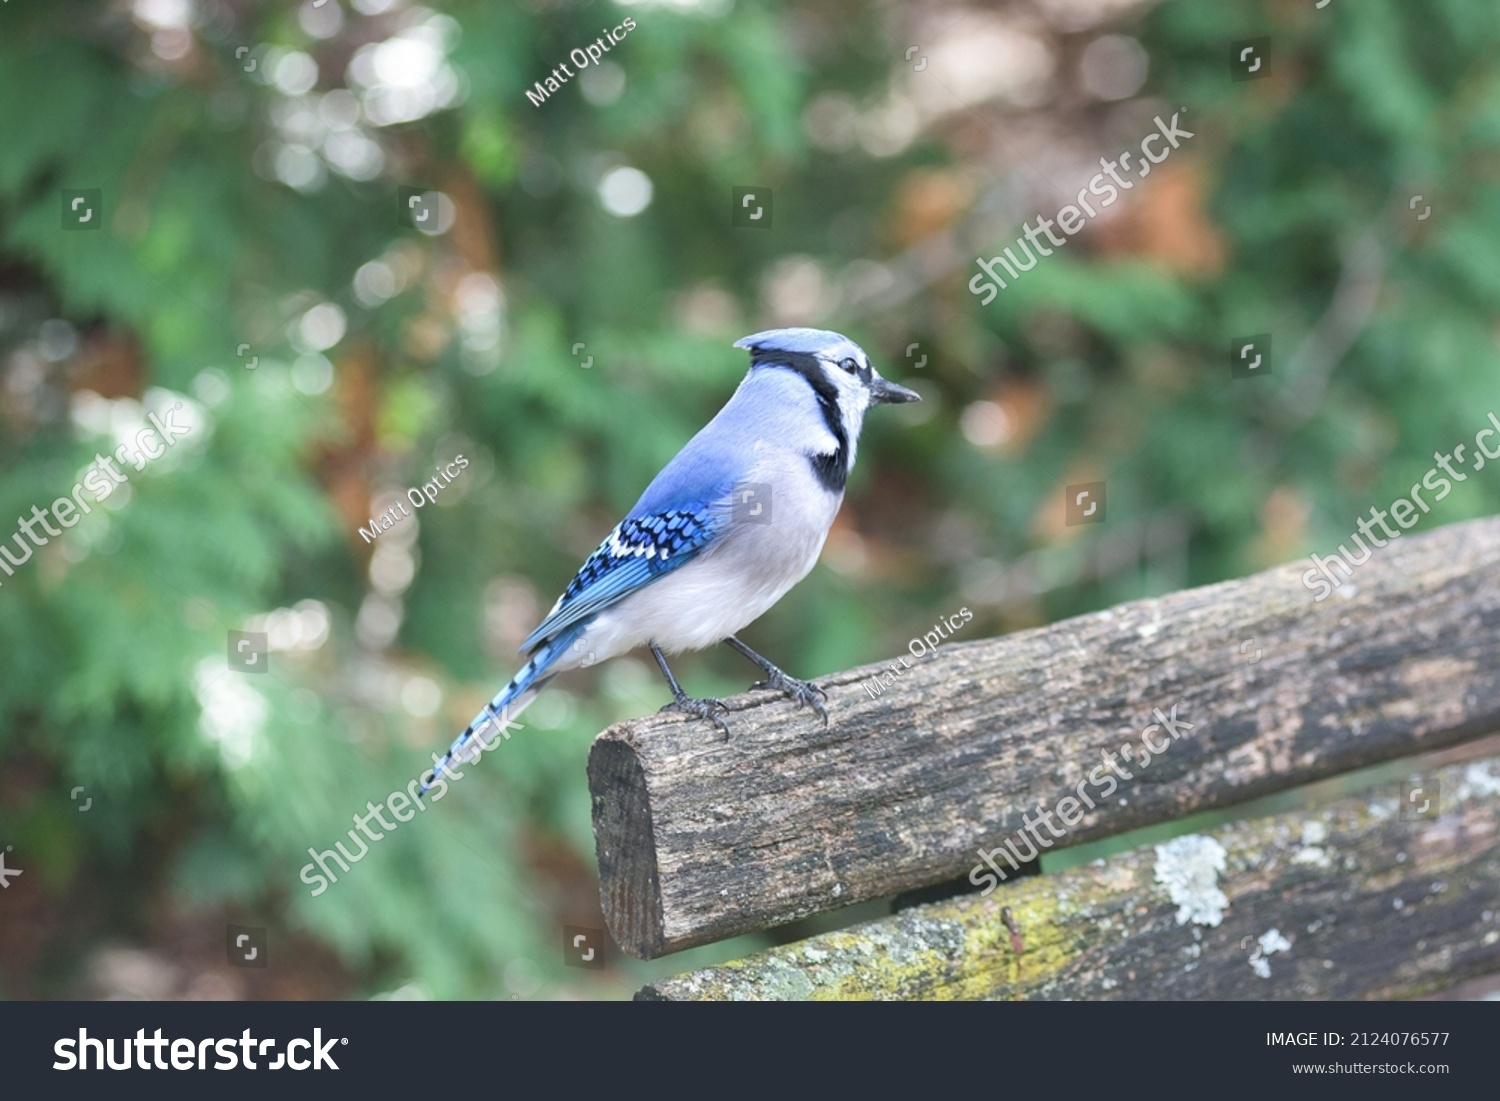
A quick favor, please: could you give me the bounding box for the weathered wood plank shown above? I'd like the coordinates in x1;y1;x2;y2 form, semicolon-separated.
589;516;1500;958
638;757;1500;999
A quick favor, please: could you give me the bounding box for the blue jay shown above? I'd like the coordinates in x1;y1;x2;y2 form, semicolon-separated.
422;328;919;792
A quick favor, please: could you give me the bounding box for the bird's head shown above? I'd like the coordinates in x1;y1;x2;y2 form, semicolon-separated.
734;326;919;418
732;327;920;490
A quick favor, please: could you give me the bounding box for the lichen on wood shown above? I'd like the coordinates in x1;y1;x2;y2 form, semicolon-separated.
638;757;1500;1000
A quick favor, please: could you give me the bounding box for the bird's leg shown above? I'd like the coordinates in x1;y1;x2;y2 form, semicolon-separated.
650;644;729;738
723;636;829;725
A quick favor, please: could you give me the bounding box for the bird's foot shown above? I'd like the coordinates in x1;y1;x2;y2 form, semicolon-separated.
753;668;830;725
660;694;731;738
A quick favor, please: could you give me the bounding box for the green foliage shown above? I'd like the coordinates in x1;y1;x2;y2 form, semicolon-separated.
1;0;1497;999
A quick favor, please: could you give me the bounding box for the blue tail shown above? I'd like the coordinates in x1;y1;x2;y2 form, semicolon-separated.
421;624;586;795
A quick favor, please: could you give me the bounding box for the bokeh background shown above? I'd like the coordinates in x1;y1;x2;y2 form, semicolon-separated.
2;0;1497;1000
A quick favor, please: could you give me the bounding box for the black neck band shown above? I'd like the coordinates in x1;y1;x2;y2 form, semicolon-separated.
747;347;848;492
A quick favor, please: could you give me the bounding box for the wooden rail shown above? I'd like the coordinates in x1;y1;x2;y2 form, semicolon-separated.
588;516;1500;959
638;755;1500;999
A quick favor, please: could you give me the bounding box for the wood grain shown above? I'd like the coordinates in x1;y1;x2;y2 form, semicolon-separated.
589;516;1500;959
638;757;1500;999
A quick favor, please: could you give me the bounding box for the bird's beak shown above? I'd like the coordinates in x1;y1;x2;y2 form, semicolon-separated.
869;376;921;405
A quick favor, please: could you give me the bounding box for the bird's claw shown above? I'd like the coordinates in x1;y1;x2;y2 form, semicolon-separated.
661;695;731;738
753;669;830;725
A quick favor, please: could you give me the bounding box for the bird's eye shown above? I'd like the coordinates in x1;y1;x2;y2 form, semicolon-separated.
838;357;860;374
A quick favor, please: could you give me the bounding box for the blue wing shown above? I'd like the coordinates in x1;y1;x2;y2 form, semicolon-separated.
522;400;757;654
519;502;725;653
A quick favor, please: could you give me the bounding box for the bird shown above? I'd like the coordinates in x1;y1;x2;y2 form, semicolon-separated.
420;327;919;793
